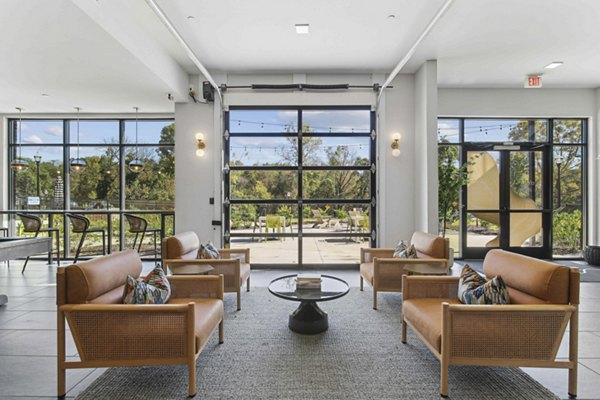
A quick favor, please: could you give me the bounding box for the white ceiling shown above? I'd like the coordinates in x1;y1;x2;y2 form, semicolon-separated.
1;0;600;113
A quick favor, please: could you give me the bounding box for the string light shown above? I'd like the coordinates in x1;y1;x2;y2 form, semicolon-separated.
229;118;369;133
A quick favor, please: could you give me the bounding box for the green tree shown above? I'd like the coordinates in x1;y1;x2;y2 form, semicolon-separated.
438;141;471;237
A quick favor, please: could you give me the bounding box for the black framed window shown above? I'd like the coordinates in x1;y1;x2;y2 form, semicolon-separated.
224;107;376;266
438;117;586;259
7;118;175;257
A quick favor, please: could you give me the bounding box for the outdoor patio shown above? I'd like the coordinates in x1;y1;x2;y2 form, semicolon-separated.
230;223;369;264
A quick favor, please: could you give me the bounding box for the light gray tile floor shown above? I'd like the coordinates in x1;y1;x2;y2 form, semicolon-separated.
0;260;598;399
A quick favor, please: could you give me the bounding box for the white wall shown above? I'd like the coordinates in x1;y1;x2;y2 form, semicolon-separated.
439;87;599;245
379;75;416;245
439;88;596;117
174;102;219;242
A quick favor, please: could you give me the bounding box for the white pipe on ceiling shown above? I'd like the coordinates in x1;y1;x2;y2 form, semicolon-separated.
377;0;454;104
145;0;222;102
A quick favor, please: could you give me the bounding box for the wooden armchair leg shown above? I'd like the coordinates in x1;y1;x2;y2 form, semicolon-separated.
569;311;579;398
373;290;377;310
237;290;241;311
57;364;66;397
401;319;407;344
188;360;197;397
247;276;250;292
57;310;66;398
219;320;224;344
440;362;449;398
569;366;578;398
359;276;363;291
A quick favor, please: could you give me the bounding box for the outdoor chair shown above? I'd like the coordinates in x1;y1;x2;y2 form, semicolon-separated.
17;212;60;272
265;214;284;241
252;208;267;236
311;209;338;229
162;231;251;310
360;231;449;309
124;213;160;261
66;213;106;263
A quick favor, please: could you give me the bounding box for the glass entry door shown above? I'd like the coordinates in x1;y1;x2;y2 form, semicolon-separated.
462;145;550;258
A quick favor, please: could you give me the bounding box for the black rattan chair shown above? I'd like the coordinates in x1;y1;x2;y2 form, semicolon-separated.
124;213;160;261
66;213;106;264
17;212;60;273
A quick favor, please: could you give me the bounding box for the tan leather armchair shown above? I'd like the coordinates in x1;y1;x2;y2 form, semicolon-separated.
402;249;579;398
56;249;224;398
360;231;449;309
162;231;250;311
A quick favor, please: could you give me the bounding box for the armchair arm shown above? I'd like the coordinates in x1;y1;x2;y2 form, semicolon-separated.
360;248;395;263
219;248;250;263
169;275;224;300
402;275;460;300
443;302;575;362
60;303;195;362
375;257;448;265
164;258;236;275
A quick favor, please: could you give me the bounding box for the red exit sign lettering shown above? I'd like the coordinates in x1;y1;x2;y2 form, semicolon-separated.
525;75;542;88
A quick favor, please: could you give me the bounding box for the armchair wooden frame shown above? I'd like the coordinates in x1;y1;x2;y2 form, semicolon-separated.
401;273;579;398
162;245;250;311
359;248;448;310
57;273;224;398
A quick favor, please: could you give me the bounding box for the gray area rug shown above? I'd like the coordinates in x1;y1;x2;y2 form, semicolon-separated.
76;289;559;400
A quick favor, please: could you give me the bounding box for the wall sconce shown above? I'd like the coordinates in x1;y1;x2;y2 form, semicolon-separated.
195;132;206;157
391;133;401;157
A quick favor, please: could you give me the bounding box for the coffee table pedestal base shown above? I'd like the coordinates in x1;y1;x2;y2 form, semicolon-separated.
288;301;328;334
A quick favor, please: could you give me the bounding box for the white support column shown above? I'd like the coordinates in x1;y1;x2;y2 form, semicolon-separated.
174;99;215;241
590;89;600;245
414;60;439;234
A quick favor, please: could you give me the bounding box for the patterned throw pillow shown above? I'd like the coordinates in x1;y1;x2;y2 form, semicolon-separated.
393;241;408;258
123;266;171;304
458;264;509;305
199;242;220;259
396;243;418;259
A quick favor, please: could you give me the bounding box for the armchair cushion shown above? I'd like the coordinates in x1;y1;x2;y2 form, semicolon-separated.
164;231;200;260
168;298;224;351
199;242;220;260
458;264;509;305
411;231;447;259
392;241;408;258
403;298;461;352
65;250;142;304
123;266;172;304
483;249;570;304
396;243;418;259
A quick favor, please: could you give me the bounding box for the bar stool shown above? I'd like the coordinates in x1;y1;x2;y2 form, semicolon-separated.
124;213;160;261
17;212;60;273
66;213;107;264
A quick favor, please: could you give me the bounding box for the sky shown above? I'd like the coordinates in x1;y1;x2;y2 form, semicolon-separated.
228;109;371;165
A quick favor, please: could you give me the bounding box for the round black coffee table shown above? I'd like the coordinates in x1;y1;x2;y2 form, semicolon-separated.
268;274;350;334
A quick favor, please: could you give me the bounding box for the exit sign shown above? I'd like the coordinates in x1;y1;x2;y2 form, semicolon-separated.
525;75;542;88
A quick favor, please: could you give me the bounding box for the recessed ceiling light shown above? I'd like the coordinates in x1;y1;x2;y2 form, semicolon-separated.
187;15;195;19
387;14;396;19
41;93;49;97
295;24;310;34
544;61;564;69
